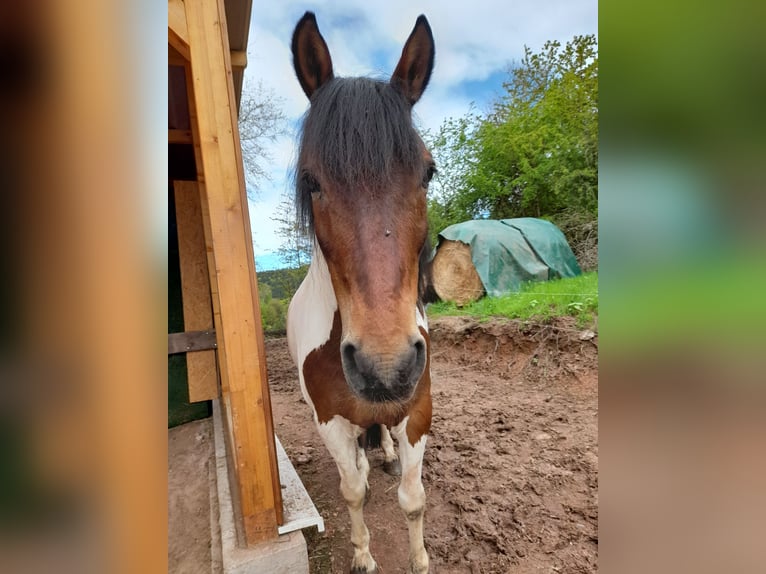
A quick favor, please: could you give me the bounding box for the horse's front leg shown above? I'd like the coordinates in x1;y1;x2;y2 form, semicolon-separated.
318;416;376;573
391;422;429;574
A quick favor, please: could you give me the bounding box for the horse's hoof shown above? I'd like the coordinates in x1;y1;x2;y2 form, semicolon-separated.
407;561;429;574
350;566;376;574
383;459;402;476
408;554;429;573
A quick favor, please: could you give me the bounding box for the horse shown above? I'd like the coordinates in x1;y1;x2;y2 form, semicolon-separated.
286;11;436;574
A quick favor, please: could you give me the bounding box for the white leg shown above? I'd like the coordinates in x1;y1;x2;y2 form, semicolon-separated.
391;420;429;574
318;416;377;573
380;424;401;476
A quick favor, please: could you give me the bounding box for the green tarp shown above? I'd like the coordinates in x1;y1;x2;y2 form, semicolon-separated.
437;218;582;297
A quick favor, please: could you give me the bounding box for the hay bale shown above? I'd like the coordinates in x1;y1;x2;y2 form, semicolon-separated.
431;240;485;306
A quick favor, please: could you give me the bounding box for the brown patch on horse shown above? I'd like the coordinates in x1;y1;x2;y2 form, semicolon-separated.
404;326;432;446
310;171;427;358
303;312;432;443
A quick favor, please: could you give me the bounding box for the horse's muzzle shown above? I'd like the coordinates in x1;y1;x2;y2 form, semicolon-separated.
341;337;426;402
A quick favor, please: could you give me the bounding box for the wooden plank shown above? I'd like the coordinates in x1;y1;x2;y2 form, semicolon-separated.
174;180;218;402
184;0;283;544
169;129;193;144
168;0;190;60
168;330;217;354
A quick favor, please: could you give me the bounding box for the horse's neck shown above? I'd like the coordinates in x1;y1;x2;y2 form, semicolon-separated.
287;243;338;365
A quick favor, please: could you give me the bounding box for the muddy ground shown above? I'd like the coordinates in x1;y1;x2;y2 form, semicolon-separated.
268;316;598;574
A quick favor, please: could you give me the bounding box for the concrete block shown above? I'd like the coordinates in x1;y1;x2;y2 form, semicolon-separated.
223;530;308;574
212;400;309;574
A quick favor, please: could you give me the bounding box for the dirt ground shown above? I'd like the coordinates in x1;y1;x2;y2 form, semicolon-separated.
168;417;218;574
267;315;598;574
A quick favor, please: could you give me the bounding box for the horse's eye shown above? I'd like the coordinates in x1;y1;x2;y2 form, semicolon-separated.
302;172;321;197
422;164;436;189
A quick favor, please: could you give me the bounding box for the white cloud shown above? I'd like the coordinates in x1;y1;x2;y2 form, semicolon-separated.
242;0;597;256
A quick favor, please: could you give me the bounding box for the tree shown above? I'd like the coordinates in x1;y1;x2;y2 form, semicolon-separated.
268;193;312;299
470;35;598;219
238;81;288;194
422;113;479;245
426;35;598;229
271;191;312;270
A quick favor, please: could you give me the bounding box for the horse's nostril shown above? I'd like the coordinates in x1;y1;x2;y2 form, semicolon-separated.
342;342;358;369
408;338;426;379
341;338;426;402
341;342;379;397
343;343;356;359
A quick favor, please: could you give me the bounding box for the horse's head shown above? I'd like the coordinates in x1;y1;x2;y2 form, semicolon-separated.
292;12;435;403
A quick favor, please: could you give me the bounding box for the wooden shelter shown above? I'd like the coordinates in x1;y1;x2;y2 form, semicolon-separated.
168;0;282;545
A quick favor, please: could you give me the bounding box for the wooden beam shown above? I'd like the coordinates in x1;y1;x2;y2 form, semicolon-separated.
173;180;219;402
181;20;251;543
170;44;243;70
168;330;217;354
169;44;187;67
168;0;190;60
184;0;283;544
169;129;193;144
229;50;247;69
182;62;223;399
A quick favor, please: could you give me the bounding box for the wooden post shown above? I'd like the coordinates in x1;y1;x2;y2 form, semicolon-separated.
183;0;283;544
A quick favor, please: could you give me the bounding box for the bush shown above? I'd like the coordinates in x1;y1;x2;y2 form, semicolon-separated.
551;209;598;272
258;282;288;332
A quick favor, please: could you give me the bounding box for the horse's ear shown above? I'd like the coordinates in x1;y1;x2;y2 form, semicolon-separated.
292;12;334;99
391;15;435;105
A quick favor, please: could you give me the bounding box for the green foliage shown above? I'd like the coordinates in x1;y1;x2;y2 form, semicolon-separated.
424;114;479;246
257;265;308;300
602;257;766;356
257;280;288;332
425;35;598;240
256;266;310;332
429;272;598;327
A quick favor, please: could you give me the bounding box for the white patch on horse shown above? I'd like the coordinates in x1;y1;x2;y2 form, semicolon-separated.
317;415;376;572
287;243;336;414
416;304;428;332
391;416;429;573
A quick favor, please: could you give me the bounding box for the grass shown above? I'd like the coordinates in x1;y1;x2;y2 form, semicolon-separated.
601;256;766;356
428;272;599;327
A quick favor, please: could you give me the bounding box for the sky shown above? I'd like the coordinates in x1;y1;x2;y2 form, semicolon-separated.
242;1;597;269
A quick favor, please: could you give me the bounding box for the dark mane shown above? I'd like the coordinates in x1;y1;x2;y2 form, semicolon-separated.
295;77;423;235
